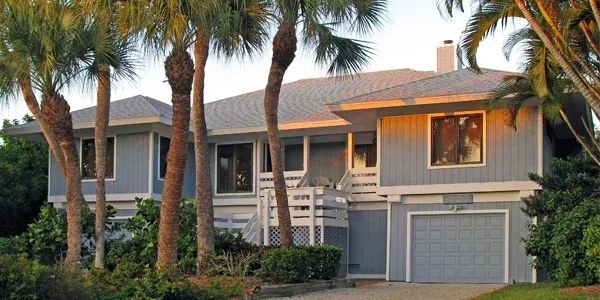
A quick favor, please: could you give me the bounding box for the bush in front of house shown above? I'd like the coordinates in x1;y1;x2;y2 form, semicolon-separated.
522;152;600;286
0;253;246;300
259;246;311;283
106;197;259;275
0;254;93;300
583;215;600;282
258;245;343;283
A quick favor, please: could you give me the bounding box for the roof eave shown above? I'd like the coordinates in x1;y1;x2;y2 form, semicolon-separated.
326;92;494;112
2;115;168;137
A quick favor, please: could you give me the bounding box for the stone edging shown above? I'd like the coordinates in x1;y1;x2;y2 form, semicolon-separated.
243;279;355;299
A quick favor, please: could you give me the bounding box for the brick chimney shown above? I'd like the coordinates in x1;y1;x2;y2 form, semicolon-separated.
436;40;462;74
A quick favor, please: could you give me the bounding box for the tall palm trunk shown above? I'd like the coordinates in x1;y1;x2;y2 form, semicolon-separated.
264;23;297;247
19;78;66;173
514;0;600;118
192;30;214;275
94;64;111;269
41;92;84;264
157;48;194;269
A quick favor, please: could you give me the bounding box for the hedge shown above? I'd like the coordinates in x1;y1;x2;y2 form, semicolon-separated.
259;245;343;283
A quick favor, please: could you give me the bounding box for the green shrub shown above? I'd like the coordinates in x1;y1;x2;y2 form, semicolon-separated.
214;230;258;254
522;153;600;286
583;215;600;281
108;198;258;275
205;251;260;278
304;245;343;280
259;247;310;283
0;204;119;266
0;254;92;300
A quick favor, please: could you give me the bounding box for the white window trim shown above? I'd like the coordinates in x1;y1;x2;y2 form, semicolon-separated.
157;134;169;182
214;141;257;196
427;110;487;170
404;209;510;284
80;135;117;182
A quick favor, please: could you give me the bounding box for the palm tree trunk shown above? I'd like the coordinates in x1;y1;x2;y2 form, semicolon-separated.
41;92;84;265
94;64;111;269
192;30;214;275
157;48;194;269
515;0;600;117
19;78;66;173
590;0;600;28
558;107;600;166
264;23;297;247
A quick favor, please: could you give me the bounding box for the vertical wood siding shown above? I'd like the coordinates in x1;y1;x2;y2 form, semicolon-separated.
389;201;533;283
348;210;387;275
380;108;539;186
50;132;149;196
309;142;347;184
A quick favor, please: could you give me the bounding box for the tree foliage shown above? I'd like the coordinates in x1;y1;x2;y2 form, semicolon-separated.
0;115;48;237
522;152;600;286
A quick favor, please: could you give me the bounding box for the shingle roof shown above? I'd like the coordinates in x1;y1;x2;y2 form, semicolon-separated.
204;68;436;130
9;95;172;129
7;68;516;134
335;68;516;104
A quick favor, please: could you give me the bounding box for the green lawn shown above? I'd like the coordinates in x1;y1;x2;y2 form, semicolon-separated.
472;283;600;300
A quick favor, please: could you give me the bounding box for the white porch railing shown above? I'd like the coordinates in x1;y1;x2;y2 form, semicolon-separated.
261;187;349;245
259;170;308;190
349;167;385;201
214;213;255;231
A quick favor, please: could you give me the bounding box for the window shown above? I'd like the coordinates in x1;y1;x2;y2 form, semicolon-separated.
431;114;483;166
217;143;254;193
354;143;377;168
81;137;115;180
159;136;170;179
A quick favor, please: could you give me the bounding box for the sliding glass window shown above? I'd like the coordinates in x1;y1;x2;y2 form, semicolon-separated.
217;143;253;193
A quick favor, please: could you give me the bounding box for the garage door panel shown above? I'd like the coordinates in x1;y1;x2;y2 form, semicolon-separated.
444;243;457;252
411;214;505;283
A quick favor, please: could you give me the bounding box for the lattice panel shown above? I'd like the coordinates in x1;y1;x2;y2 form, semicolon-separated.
324;226;348;275
268;226;311;246
268;227;281;245
314;226;322;245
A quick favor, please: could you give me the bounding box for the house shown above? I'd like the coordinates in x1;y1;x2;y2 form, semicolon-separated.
4;42;591;284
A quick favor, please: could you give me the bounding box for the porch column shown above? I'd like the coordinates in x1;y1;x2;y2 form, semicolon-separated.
347;132;354;170
303;136;310;175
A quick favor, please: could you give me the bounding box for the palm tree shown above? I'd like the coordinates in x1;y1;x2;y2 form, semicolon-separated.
263;0;387;246
437;0;600;165
437;0;600;120
80;0;139;269
118;0;208;269
191;0;268;274
0;0;116;264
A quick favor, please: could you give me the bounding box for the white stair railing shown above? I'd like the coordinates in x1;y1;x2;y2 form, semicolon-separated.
240;212;260;245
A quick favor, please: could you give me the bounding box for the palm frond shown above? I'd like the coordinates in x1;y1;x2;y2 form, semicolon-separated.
308;22;373;77
458;0;521;73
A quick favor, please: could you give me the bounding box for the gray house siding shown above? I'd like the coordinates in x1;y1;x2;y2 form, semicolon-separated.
348;210;387;275
380;108;539;186
388;202;533;283
50;132;149;196
152;133;195;198
309;141;347;184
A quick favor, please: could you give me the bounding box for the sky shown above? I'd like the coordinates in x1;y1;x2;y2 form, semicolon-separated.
0;0;522;122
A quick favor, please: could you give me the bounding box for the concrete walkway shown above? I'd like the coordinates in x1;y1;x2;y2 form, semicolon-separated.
271;282;505;300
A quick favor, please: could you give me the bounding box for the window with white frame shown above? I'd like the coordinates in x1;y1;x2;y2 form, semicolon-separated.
81;137;115;180
217;143;253;193
430;113;483;166
159;136;170;179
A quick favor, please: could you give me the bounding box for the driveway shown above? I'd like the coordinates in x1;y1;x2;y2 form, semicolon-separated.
271;282;506;300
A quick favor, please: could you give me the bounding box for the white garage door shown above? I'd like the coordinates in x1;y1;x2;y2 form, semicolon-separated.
410;214;505;283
